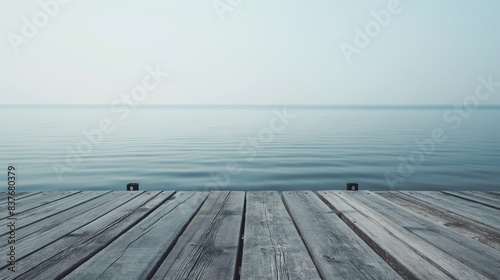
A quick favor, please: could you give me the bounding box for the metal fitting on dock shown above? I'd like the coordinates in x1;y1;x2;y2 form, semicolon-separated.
127;183;139;191
346;183;358;191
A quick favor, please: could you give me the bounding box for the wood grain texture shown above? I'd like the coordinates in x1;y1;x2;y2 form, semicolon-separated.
377;191;500;250
351;191;500;279
1;191;114;237
152;191;245;280
1;191;112;233
487;191;500;197
471;191;500;200
63;192;209;280
241;191;321;280
2;190;499;279
0;192;43;206
0;191;79;216
322;191;489;280
0;191;140;265
399;191;500;231
442;191;500;210
2;191;174;280
282;191;402;280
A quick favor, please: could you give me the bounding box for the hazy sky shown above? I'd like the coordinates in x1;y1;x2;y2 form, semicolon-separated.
1;0;500;105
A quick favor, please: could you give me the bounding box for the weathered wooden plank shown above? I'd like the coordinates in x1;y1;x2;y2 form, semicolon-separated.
321;191;489;280
63;192;209;280
0;191;142;264
1;192;42;210
487;191;500;197
399;191;500;231
17;192;43;199
0;191;80;217
4;191;174;280
2;191;49;204
2;190;498;279
0;192;43;205
282;191;402;280
472;191;500;200
350;191;500;279
152;191;245;280
1;191;113;236
377;191;500;250
240;191;321;280
443;191;500;210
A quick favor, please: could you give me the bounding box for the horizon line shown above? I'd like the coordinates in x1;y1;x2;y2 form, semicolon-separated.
2;104;500;108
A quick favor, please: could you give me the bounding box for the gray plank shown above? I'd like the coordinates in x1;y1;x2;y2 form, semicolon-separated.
443;191;500;210
152;191;245;280
472;191;500;201
2;191;51;203
321;191;489;280
0;192;43;206
16;192;44;199
282;191;402;280
487;191;500;197
0;191;142;264
4;191;174;280
350;191;500;279
241;191;321;280
377;191;500;250
0;192;42;209
401;191;500;229
0;191;80;217
64;192;209;280
1;191;113;235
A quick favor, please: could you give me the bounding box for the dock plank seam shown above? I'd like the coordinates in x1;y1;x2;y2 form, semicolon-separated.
316;191;454;280
0;191;88;223
281;192;325;280
0;191;115;231
0;192;43;205
61;191;209;280
170;193;233;279
151;191;244;280
351;192;498;279
442;191;500;210
182;192;235;279
0;191;121;269
9;191;82;215
241;191;322;280
233;193;246;280
383;192;500;250
144;192;210;280
54;192;178;279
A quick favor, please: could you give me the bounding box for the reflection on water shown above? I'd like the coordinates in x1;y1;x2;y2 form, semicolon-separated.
1;106;499;191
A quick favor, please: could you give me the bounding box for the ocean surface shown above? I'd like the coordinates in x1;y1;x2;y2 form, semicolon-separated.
1;106;499;192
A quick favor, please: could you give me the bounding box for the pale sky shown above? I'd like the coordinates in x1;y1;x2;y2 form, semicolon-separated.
1;0;500;105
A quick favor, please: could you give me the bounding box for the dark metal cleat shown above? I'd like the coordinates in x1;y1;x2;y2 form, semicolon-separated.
127;183;139;191
346;183;358;191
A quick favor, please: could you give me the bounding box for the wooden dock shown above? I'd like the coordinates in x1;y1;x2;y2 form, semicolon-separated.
1;190;499;280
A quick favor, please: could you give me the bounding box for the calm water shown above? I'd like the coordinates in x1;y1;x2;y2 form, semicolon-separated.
1;106;499;192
